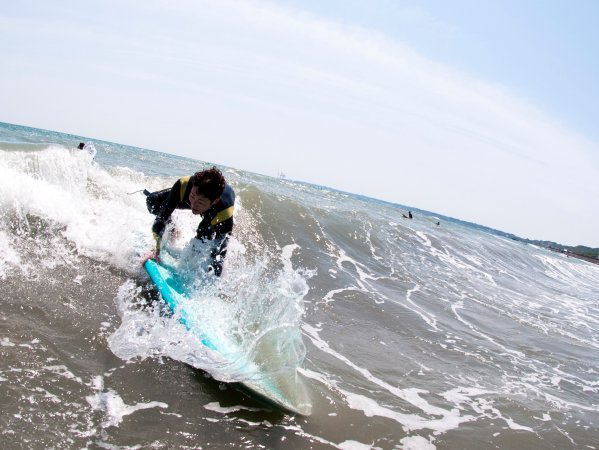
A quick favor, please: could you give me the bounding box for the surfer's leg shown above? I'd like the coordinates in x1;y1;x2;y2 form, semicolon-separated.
208;235;230;277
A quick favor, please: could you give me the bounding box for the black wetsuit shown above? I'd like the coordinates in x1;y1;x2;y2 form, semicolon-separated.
147;176;235;276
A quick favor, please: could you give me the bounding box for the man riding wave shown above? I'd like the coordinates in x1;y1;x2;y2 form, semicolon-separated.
144;167;234;276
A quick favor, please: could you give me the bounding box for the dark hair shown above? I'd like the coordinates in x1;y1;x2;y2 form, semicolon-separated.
192;167;226;201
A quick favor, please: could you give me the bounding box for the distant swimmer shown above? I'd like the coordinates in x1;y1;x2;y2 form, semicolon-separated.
435;221;440;226
76;141;96;159
402;211;413;219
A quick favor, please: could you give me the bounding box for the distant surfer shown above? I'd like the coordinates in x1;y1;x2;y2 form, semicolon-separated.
76;141;96;159
144;167;235;276
402;211;413;219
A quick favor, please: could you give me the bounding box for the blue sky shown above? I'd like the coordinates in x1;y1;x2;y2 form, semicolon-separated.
284;0;599;140
1;0;598;246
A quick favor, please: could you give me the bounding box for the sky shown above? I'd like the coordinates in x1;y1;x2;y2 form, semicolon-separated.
1;0;598;247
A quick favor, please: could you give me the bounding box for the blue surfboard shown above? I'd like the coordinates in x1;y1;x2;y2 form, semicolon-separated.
144;258;312;415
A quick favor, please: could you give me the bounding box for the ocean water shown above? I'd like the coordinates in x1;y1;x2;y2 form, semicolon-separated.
1;121;598;449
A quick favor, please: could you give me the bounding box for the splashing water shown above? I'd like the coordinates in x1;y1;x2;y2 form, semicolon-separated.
108;238;311;383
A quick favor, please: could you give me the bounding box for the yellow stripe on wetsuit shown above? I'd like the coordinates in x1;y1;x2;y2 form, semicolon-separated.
179;176;191;202
211;205;234;226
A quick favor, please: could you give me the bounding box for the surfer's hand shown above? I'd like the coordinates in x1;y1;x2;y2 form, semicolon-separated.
143;250;161;264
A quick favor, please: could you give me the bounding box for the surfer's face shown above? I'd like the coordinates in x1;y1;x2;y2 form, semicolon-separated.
189;186;215;215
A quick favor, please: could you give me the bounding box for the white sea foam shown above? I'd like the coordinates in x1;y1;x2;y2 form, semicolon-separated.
0;230;22;279
0;147;156;273
203;402;263;413
336;247;376;284
345;392;472;433
399;435;436;450
1;337;15;347
403;284;438;331
302;324;476;432
440;386;532;431
44;365;84;385
86;389;168;427
279;423;344;448
322;287;361;305
32;387;61;404
337;439;380;450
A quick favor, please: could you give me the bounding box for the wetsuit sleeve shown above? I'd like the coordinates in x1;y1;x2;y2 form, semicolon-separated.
152;179;183;237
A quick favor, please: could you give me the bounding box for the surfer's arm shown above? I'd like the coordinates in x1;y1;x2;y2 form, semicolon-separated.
140;231;162;264
152;179;183;237
153;232;162;258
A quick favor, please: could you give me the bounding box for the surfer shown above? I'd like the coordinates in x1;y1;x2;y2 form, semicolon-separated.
402;211;413;219
144;167;235;276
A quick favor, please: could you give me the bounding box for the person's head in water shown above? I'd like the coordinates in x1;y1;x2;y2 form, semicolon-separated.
77;142;85;150
189;167;226;215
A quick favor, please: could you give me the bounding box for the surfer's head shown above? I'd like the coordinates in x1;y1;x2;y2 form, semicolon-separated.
189;167;226;215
